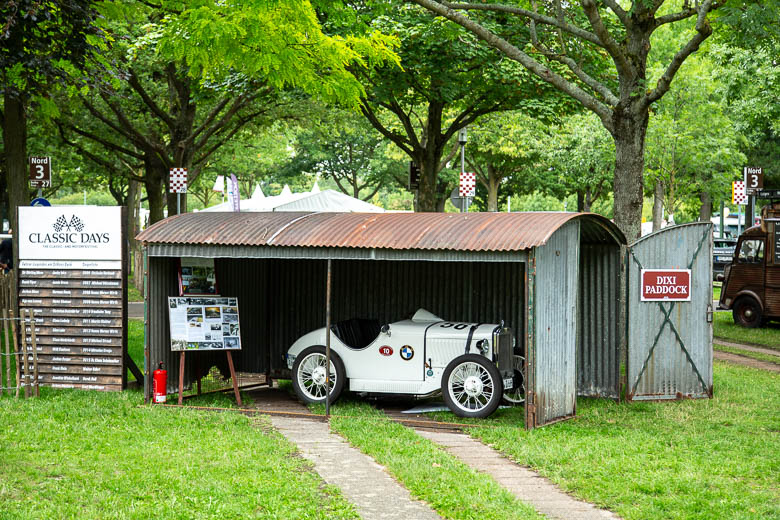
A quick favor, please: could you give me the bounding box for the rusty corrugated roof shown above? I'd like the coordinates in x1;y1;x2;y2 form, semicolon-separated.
136;211;624;251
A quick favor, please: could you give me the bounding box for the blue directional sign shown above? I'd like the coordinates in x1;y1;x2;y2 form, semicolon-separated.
30;197;51;207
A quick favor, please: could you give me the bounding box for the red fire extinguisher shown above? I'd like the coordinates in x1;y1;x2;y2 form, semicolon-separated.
153;362;167;404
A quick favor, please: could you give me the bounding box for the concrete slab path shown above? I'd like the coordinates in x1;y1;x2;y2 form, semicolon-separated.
416;429;620;520
271;416;441;520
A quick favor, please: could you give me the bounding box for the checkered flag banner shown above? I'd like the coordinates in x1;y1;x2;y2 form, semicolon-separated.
732;180;747;205
459;171;476;197
169;168;188;194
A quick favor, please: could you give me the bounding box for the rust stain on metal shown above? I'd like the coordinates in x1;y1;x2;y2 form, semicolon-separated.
137;211;624;252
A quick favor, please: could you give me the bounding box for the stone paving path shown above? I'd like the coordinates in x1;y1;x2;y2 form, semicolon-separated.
416;429;621;520
270;415;441;520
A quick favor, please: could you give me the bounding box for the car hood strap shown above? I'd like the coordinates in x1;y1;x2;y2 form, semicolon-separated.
464;324;482;354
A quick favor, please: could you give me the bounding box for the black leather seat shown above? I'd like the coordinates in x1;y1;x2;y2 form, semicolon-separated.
331;318;381;349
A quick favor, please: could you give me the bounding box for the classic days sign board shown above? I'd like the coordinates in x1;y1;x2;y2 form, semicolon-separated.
17;206;126;391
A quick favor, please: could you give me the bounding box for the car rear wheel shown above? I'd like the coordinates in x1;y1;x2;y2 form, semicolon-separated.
733;297;763;328
291;346;346;404
442;354;503;418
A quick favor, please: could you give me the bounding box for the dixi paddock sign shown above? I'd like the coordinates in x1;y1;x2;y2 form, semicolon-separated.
640;269;692;302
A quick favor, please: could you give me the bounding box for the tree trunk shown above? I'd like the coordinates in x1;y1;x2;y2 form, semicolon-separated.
145;159;166;225
166;190;187;216
652;181;664;232
612;110;649;241
699;191;712;222
486;164;499;212
416;151;440;212
583;189;594;212
3;94;29;277
125;180;137;280
576;191;584;212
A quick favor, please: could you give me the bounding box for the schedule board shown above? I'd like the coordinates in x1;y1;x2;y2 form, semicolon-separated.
17;206;126;391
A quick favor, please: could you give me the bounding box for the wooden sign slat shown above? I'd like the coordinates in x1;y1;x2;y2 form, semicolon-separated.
49;383;122;392
19;307;123;318
20;278;122;288
23;345;123;356
26;317;123;327
20;288;122;298
24;335;122;347
23;354;122;365
20;297;122;308
19;269;122;279
34;363;123;376
25;326;122;337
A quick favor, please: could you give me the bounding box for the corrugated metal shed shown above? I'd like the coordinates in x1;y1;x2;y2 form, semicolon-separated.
139;211;630;429
137;211;623;252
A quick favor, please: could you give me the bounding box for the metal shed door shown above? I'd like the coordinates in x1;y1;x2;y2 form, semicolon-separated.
527;221;579;427
627;223;713;401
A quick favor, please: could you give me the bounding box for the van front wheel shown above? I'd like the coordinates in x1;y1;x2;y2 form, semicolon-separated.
733;297;762;328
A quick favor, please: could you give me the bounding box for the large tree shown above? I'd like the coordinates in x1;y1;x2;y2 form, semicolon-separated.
411;0;725;239
342;4;568;211
1;0;102;244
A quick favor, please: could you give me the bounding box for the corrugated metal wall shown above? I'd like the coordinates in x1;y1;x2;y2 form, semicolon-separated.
627;223;713;400
577;244;620;398
533;221;579;425
147;257;187;393
147;257;526;388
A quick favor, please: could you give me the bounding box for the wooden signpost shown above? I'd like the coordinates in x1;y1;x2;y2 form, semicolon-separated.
17;206;127;391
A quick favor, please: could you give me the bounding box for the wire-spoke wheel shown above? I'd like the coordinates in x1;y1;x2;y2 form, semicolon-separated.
501;354;525;405
442;354;502;418
291;346;345;404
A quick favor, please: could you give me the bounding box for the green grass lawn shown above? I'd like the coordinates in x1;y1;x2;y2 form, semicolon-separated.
316;399;543;520
314;360;779;520
713;311;780;350
0;388;358;520
462;363;778;520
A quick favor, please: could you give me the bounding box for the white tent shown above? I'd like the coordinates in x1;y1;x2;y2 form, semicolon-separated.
271;190;384;213
199;184;384;213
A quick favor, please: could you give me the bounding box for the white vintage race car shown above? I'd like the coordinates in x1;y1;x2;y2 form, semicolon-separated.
285;308;524;418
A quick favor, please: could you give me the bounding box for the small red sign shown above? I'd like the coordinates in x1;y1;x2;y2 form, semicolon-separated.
379;345;393;356
641;269;691;302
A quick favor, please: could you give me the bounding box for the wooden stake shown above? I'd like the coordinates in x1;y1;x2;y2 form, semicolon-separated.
28;309;39;397
226;351;242;406
178;351;186;405
3;309;11;396
11;309;20;398
20;310;29;398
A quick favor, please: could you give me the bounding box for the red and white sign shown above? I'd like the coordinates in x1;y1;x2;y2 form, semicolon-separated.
732;181;747;205
641;269;691;302
459;171;476;197
169;168;188;193
379;345;393;356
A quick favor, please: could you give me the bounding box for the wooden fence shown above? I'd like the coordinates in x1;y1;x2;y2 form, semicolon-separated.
0;271;38;398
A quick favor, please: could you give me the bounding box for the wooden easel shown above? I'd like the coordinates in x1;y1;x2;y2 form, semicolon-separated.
177;350;242;406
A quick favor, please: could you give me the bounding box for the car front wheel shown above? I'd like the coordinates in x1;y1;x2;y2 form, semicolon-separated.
291;346;346;404
733;297;762;328
442;354;503;418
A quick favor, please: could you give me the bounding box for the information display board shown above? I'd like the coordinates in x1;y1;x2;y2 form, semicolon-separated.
17;206;125;391
168;297;241;351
